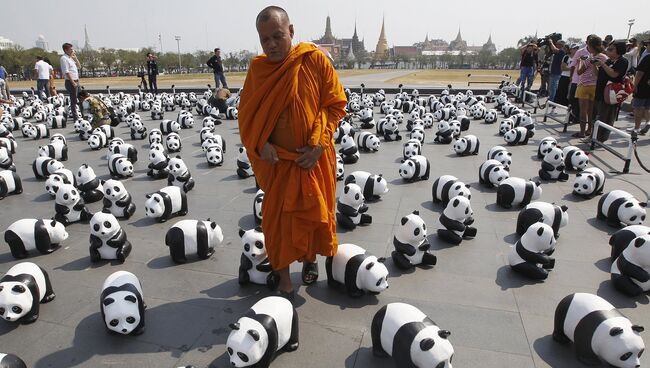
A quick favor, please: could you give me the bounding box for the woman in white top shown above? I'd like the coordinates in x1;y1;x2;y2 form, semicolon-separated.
553;44;574;106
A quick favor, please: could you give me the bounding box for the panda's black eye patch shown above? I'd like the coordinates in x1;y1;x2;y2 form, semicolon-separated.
227;347;233;355
104;221;111;228
414;228;420;236
237;353;249;362
110;319;119;327
620;352;632;361
255;241;263;249
93;224;100;231
12;306;22;314
63;194;69;200
126;316;135;324
114;186;120;192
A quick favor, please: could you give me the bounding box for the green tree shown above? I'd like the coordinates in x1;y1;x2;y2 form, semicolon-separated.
98;48;117;76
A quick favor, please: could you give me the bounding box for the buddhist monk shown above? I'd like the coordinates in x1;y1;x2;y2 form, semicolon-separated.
238;6;347;298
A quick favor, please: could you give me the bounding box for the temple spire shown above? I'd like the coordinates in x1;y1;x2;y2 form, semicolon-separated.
375;16;389;55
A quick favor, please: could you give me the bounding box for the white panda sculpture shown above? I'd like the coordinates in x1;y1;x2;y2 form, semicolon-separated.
4;219;68;259
344;171;389;201
160;119;181;134
452;135;479;156
431;175;471;206
165;219;223;263
484;109;498;124
338;135;359;164
402;138;422;159
516;202;569;239
357;107;376;129
478;159;510;188
111;142;138;163
336;183;372;230
130;120;147;140
409;128;425;144
147;149;169;179
76;164;104;203
88;131;108;150
496;177;542;209
504;127;533;146
0;262;55;324
53;183;92;225
44;169;74;197
38;141;68;161
89;210;132;263
335;154;344;181
144;186;188;222
148;128;163;144
32;157;64;180
537;136;558;159
611;235;650;296
0;146;15;171
100;271;146;335
326;243;389;297
563;146;589;171
107;153;134;179
0;170;22;200
253;189;264;224
237;227;277;289
553;292;645;367
355;131;381;152
437;196;477;245
610;225;650;260
434;121;453;144
0;353;26;368
399;155;430;182
597;190;647;228
392;210;437;270
25;123;49;140
236;147;255;178
165;132;182;153
539;146;569;181
167;156;195;192
573;167;606;199
487;146;512;170
226;296;299;368
499;119;514;135
508;222;556;279
102;179;136;219
371;303;454;368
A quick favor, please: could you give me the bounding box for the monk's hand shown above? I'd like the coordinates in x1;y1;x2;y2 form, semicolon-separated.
295;145;323;170
261;142;279;164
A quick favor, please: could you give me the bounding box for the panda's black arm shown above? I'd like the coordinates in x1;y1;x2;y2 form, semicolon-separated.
515;242;553;265
55;203;70;214
72;202;85;211
617;256;650;282
541;161;555;171
102;198;112;209
106;230;127;247
239;253;253;271
89;234;102;249
256;258;273;273
175;174;189;182
393;238;416;256
115;193;132;207
439;214;466;232
417;237;431;251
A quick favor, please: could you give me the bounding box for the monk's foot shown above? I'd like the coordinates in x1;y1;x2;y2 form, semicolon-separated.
275;287;295;301
302;262;319;285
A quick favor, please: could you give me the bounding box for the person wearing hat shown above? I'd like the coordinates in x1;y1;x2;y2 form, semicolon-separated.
548;38;566;103
625;38;640;73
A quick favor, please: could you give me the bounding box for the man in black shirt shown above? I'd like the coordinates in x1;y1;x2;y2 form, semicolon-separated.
206;48;228;89
518;43;538;100
632;40;650;135
593;41;629;141
146;53;159;94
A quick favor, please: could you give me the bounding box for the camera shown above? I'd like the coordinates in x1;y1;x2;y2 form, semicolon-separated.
537;32;562;47
589;58;599;64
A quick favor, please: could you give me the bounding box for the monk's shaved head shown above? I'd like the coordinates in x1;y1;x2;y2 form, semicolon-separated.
256;6;290;27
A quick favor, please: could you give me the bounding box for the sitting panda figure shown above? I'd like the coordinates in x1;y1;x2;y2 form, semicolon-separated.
0;262;55;324
611;235;650;296
102;179;136;219
89;210;131;263
160;119;181;134
402;138;422;159
226;296;299;368
165;132;182;153
409;127;425;144
335;154;345;181
392;210;437;269
108;153;134;179
336;183;372;230
148;128;163;144
537;136;558;159
539;146;569;181
32;157;64;180
94;125;115;140
610;225;650;260
573;167;605;199
53;183;92;225
76;164;104;203
236;147;255;178
453;135;480;156
144;186;188;223
333;119;355;144
129;120;148;140
496;177;542;209
111;142;138;163
0;146;15;171
434;121;453;144
553;293;645;367
253;189;264;224
226;106;238;120
150;105;164;120
371;303;454;368
508;222;556;279
499;118;514;136
206;144;224;166
487;145;512;170
0;353;26;367
517;201;569;239
357;107;376;129
326;243;389;297
399;155;430;182
431;175;472;206
563;146;589;171
478;159;510;188
44;169;75;197
355;131;381;152
338;135;359;164
199;127;214;144
344;171;389;201
147;150;170;179
167;156;195;193
166;219;223;263
38;141;68;161
100;271;146;335
88;131;108;150
0;170;22;200
382;118;402;142
437;196;477;245
237;227;277;289
77;120;93;140
597;190;647;228
4;219;68;259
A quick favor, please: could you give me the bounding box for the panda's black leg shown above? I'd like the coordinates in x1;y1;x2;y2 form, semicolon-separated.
360;213;372;225
538;169;551;181
421;252;437;266
463;226;477;239
117;242;132;263
371;306;389;358
558;172;569;182
4;231;27;259
179;196;188;216
20;313;39;324
391;250;413;270
437;229;462;245
336;213;355;230
285;308;300;352
13;173;23;194
325;257;342;288
80;207;92;222
612;274;645;297
511;263;549;280
126;203;136;219
39;266;56;302
237;168;249;178
89;246;102;262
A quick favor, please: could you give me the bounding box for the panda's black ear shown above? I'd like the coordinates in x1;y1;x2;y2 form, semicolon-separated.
641;202;647;208
344;186;349;194
254;226;263;233
632;325;644;333
229;322;240;330
635;238;646;248
465;184;471;188
377;257;386;263
610;327;624;336
102;297;115;306
378;174;383;177
366;262;375;270
175;155;181;159
11;285;25;293
145;193;151;199
102;209;111;214
400;159;405;163
453;198;460;207
238;228;245;238
537;227;544;236
412;210;419;215
210;222;217;229
247;329;260;341
154;196;160;203
419;338;435;351
561;205;568;212
438;330;451;339
576;173;582;178
124;295;137;303
401;217;408;226
534;180;541;187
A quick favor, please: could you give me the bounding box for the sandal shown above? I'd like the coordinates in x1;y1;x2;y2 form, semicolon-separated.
302;262;319;285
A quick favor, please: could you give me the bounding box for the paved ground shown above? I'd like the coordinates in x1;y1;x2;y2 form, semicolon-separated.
0;93;649;368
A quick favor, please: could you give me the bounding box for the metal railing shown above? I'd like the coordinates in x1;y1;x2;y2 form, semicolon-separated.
590;120;633;173
542;100;570;132
467;73;511;86
521;90;539;114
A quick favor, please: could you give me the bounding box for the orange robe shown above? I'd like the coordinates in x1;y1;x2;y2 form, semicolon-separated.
238;42;347;270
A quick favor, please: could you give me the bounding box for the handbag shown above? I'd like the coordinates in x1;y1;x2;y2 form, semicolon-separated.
99;99;120;127
604;76;634;105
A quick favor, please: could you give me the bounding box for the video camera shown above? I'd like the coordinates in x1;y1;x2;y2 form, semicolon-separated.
537;33;562;47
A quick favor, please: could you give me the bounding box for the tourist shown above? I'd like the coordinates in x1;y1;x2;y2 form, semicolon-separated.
78;90;110;128
631;39;650;136
0;64;8;99
554;43;574;107
548;39;566;102
573;36;604;139
208;87;231;116
518;42;538;100
34;56;52;98
43;58;57;97
592;40;629;142
206;48;228;89
60;43;81;120
146;52;158;94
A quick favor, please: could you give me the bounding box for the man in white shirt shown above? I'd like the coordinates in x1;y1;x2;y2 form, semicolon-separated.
34;56;53;98
60;42;81;120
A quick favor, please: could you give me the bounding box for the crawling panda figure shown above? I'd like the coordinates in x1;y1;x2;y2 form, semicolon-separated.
563;146;589;171
326;243;389;297
253;189;264;224
392;210;437;270
165;132;182;153
338;135;359;164
336;183;372;230
237;227;277;289
111;142;138;163
434;121;453;144
478;159;510;188
517;202;568;239
77;120;93;140
32;157;64;180
553;292;645;367
402;138;422;159
344;171;389;201
206;144;224;166
24;123;49;140
499;119;514;136
144;186;188;222
504;127;533;146
0;353;26;368
236;147;255;178
0;170;22;200
165;219;223;263
100;271;146;335
355;131;381;152
167;156;195;193
539;147;569;181
129;120;147;140
108;153;134;179
508;222;556;279
0;262;55;324
148;128;163;144
611;235;650;296
76;164;104;203
487;146;512;170
38;141;68;161
147;150;169;179
382;118;402;142
53;183;92;225
399;155;430;182
88;131;108;150
160;119;181;135
102;179;136;219
431;175;472;206
226;296;299;368
44;169;75;197
437;196;477;245
4;219;68;259
452;135;479;156
484;109;498;124
537;136;557;159
357;107;376;129
496;177;542;209
89;210;131;262
597;190;647;228
371;303;454;368
610;225;650;260
573;167;606;199
335;154;344;181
